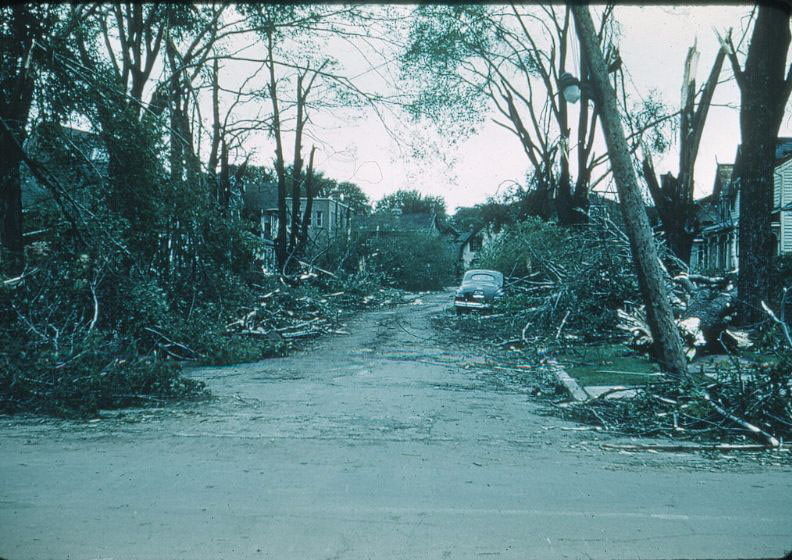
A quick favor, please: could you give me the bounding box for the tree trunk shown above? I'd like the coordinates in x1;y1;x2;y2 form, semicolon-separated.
641;160;694;262
571;3;688;377
728;4;791;325
0;5;38;274
641;44;724;264
288;73;306;254
0;141;25;274
266;30;288;270
297;146;317;256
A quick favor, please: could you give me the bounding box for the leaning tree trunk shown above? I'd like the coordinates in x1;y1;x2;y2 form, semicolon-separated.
729;4;792;325
571;3;688;377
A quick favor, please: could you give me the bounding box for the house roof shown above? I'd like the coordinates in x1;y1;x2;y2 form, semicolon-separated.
243;181;278;213
776;137;792;161
692;194;720;227
357;211;436;232
355;211;462;241
457;224;485;246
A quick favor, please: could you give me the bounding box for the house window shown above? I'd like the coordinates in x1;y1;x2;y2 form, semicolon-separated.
469;235;483;252
315;210;323;227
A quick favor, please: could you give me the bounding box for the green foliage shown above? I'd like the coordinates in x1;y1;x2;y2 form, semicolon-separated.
0;330;207;418
400;5;490;140
364;232;456;291
375;189;447;217
0;2;411;419
452;178;558;234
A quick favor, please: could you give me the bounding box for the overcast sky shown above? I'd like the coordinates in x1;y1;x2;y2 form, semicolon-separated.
240;5;789;213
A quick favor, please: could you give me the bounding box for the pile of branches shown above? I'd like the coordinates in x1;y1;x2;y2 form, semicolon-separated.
468;213;646;344
561;291;792;449
1;255;399;416
1;266;209;417
225;263;402;343
558;358;791;449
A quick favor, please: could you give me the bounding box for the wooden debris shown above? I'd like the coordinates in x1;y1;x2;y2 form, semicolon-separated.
702;391;781;448
599;442;786;452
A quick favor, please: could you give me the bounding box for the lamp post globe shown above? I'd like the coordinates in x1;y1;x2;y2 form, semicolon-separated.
558;71;581;104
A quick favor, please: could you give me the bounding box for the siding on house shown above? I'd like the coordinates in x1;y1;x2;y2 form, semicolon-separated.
260;197;352;242
777;158;792;253
691;147;792;274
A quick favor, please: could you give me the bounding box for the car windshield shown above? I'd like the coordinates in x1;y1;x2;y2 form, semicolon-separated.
463;271;502;286
468;274;496;283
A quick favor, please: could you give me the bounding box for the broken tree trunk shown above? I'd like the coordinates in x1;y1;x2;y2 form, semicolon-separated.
641;42;725;264
621;273;749;359
681;280;736;350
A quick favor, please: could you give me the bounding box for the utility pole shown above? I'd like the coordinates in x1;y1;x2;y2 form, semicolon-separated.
570;3;688;377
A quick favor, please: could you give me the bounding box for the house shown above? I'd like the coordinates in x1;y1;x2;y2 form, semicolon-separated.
456;225;503;271
690;139;792;274
355;210;448;237
689;163;736;274
21;126;108;209
244;181;353;241
243;181;353;269
263;197;352;242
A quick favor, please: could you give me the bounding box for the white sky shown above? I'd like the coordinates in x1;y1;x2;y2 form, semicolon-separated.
236;5;791;213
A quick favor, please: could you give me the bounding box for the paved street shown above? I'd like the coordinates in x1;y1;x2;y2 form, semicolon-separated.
1;292;791;559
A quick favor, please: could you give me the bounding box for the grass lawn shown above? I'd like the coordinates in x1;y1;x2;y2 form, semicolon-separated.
558;344;663;386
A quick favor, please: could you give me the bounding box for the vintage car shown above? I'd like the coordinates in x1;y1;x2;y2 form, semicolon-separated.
454;269;505;314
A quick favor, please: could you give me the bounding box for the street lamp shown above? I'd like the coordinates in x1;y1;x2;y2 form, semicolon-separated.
558;72;582;103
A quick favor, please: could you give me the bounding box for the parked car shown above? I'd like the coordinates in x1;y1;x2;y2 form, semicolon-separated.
454;269;504;314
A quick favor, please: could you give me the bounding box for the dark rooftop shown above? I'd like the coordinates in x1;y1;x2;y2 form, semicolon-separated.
776;137;792;161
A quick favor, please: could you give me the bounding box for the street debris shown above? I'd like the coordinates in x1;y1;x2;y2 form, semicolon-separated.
225;263;405;344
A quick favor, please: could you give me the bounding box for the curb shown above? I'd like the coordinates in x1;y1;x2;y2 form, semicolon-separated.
546;359;589;402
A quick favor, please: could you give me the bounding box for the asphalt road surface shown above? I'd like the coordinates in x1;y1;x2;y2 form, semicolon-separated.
1;291;791;559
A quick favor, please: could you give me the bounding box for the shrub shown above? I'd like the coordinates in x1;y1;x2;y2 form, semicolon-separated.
364;232;456;291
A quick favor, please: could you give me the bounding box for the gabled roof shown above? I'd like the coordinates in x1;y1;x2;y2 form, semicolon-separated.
356;211;461;240
356;211;435;232
457;224;485;246
692;195;720;227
